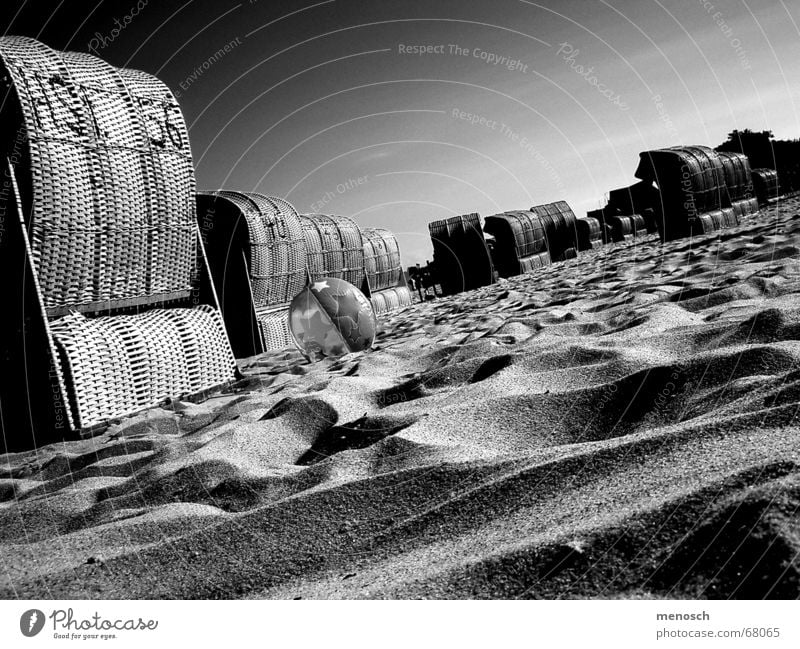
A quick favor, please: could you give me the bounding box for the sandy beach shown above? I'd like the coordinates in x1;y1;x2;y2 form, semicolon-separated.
2;197;800;599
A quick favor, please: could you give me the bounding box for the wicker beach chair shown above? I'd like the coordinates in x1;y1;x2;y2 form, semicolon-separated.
196;191;308;356
751;168;780;206
0;36;235;450
635;145;738;241
300;213;366;288
575;217;604;251
428;214;495;296
361;228;412;315
717;151;759;220
529;201;580;262
483;211;551;278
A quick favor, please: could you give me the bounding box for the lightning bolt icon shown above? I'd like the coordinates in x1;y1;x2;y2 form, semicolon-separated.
28;611;38;632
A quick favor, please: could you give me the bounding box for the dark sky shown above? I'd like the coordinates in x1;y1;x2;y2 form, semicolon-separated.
3;0;799;264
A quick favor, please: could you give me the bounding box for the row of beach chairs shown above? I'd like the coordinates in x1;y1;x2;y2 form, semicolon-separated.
0;36;409;449
196;193;411;359
427;201;584;294
0;36;783;447
427;144;776;294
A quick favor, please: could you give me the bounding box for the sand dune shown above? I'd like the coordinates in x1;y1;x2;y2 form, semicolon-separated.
3;199;800;599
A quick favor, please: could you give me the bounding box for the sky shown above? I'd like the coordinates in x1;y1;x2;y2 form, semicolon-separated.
3;0;800;265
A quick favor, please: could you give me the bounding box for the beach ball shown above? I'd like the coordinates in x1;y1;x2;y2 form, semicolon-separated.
288;277;377;359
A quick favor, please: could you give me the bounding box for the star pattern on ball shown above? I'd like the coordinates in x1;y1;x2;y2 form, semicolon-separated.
289;277;376;360
328;291;376;349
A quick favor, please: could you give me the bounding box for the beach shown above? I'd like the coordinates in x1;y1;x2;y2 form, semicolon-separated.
2;196;800;599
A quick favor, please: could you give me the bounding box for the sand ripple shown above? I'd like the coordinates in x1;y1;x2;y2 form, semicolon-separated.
3;199;800;598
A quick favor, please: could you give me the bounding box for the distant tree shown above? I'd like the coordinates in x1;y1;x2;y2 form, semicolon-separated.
716;129;775;167
716;129;800;193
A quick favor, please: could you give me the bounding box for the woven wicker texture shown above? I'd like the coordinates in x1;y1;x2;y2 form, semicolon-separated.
484;211;546;256
576;217;603;251
731;197;760;220
300;213;365;287
688;213;715;235
529;201;579;258
608;214;650;242
723;207;740;228
0;36;196;310
484;211;547;278
684;207;742;239
634;145;736;241
608;215;635;242
705;208;738;230
50;313;139;430
518;251;552;272
362;228;403;292
428;213;493;294
586;208;614;243
203;191;307;307
50;306;235;429
752;168;780;205
635;145;729;217
717;151;754;202
255;304;294;351
630;213;647;233
369;286;412;316
369;291;388;316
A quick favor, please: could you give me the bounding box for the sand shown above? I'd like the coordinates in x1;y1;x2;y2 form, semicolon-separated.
3;198;800;599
